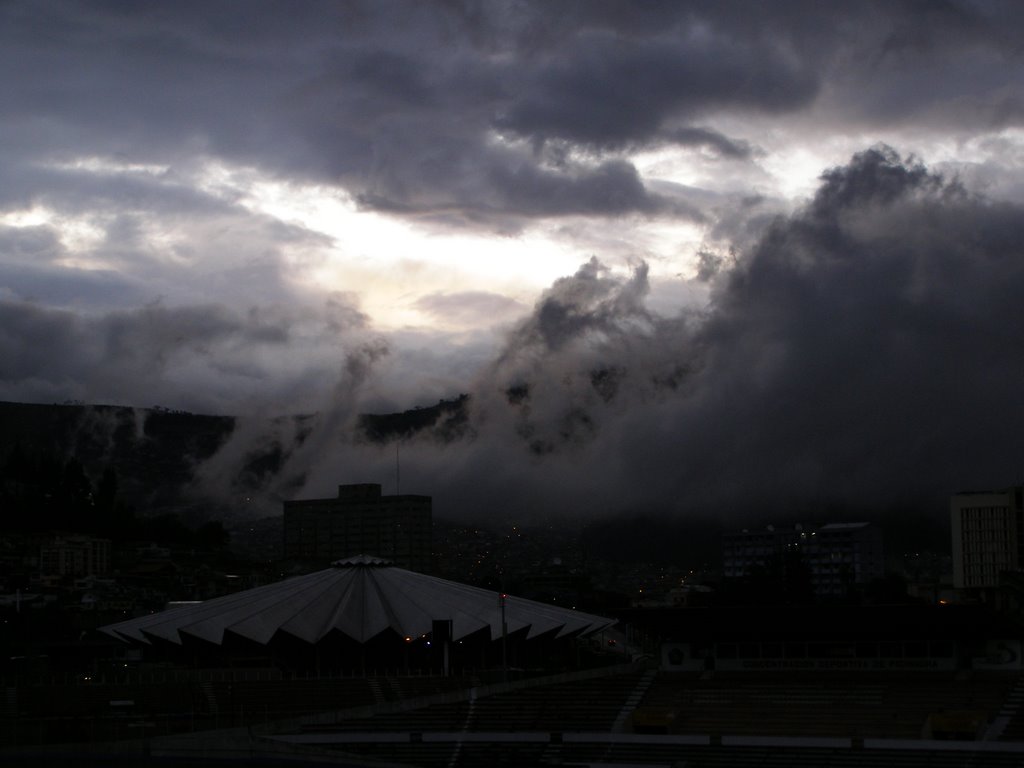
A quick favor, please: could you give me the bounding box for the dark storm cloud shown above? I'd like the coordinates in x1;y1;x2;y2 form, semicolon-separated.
807;2;1024;132
0;300;276;401
484;159;669;218
5;1;1024;231
323;147;1024;523
355;150;686;224
0;295;368;412
5;0;1024;524
0;261;146;308
685;146;1024;509
0;0;665;225
67;144;1024;524
499;257;653;355
493;28;818;148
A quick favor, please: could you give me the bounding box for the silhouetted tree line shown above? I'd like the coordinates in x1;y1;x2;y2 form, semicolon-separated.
0;446;228;550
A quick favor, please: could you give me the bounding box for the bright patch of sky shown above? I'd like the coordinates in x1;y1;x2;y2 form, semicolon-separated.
0;206;108;261
193;160;708;330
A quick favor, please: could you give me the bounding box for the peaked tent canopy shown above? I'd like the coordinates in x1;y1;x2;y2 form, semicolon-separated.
101;555;614;647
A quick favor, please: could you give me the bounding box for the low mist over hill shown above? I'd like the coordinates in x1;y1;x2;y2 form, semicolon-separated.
0;398;472;524
0;401;233;518
0;396;952;562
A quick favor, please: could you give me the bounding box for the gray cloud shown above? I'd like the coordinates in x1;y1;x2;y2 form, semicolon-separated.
0;1;991;231
662;127;756;159
298;147;1024;525
40;146;1024;529
498;257;654;357
0;157;332;313
4;2;1024;528
669;145;1024;510
3;0;1022;238
0;224;63;265
0;262;147;309
0;294;368;413
483;159;672;218
494;28;819;148
413;290;526;327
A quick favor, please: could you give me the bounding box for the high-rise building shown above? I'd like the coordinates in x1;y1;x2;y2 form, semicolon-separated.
951;486;1024;590
722;522;884;597
39;535;111;577
722;524;805;580
809;523;885;597
283;483;432;572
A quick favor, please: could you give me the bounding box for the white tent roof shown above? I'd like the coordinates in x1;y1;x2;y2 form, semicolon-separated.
101;555;614;647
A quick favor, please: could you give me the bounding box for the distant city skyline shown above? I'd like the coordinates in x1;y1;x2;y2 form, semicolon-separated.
2;2;1024;523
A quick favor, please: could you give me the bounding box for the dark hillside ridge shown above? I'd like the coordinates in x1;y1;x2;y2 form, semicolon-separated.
0;396;470;519
0;401;235;513
357;394;470;444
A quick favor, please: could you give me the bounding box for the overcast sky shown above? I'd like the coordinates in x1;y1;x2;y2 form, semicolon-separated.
3;1;1024;524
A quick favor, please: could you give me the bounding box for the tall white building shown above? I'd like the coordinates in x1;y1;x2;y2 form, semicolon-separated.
951;486;1024;590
